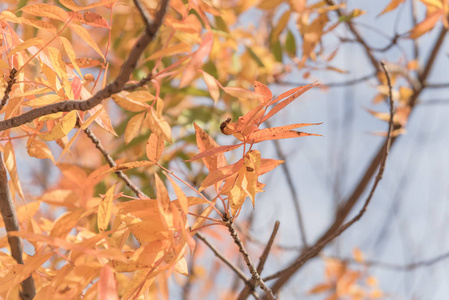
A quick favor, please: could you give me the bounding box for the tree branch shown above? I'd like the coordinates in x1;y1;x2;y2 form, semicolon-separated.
224;215;276;300
0;153;35;299
237;221;280;300
0;68;17;111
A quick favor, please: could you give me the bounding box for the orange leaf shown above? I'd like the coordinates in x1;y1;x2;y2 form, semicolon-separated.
155;173;171;228
50;210;83;238
186;143;243;162
409;9;443;38
248;123;322;143
378;0;406;15
199;159;244;191
261;83;318;123
202;72;220;103
98;265;119;300
193;123;227;171
146;133;165;162
4;142;24;199
124;112;145;144
250;130;321;143
69;24;105;59
106;161;155;173
26;137;55;162
98;184;115;232
59;0;114;12
112;92;149;112
167;177;189;215
352;248;364;263
20;4;69;21
254;81;272;103
259;158;284;175
309;283;333;294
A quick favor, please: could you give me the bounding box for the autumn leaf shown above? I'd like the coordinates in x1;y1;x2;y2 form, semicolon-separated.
98;184;116;232
378;0;406;16
40;110;78;141
146;133;165;162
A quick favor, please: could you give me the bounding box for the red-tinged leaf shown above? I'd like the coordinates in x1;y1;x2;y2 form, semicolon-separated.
98;184;115;232
378;0;406;15
69;24;105;59
180;32;214;88
251;130;321;143
202;71;220;103
194;123;227;171
59;0;114;12
199;159;244;191
167;177;188;215
409;9;443;38
124;112;145;144
259;158;284;175
261;83;318;123
146;133;165;162
186;143;243;162
20;4;69;21
71;76;82;99
254;81;272;103
248;123;322;142
98;265;119;300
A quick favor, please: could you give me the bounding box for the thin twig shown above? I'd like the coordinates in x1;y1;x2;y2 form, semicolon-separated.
83;127;147;198
224;215;276;300
196;232;260;300
276;72;375;88
0;153;35;299
266;127;308;247
263;61;395;296
122;74;153;91
237;221;280;300
328;249;449;271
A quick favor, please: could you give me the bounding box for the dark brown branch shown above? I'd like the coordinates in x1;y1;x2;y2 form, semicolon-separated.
224;216;276;300
0;0;168;131
83;127;147;197
237;221;280;300
0;153;35;299
0;69;17;111
264;61;395;296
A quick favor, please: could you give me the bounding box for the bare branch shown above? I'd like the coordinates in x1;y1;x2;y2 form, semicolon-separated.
196;232;260;300
0;153;35;299
238;221;280;300
224;216;276;300
122;74;154;91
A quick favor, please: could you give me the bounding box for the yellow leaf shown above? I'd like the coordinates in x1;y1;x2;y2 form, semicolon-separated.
308;283;333;294
7;38;43;58
124;112;145;144
271;11;291;43
174;257;189;276
26;138;55;162
202;72;220;103
98;184;115;232
147;43;191;60
24;94;63;107
41;110;77;141
4;142;24;199
69;24;105;59
155;173;171;227
20;4;69;21
167;177;188;215
112;92;149;112
59;36;82;77
146;133;165;162
59;0;115;12
147;107;172;142
191;205;215;232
